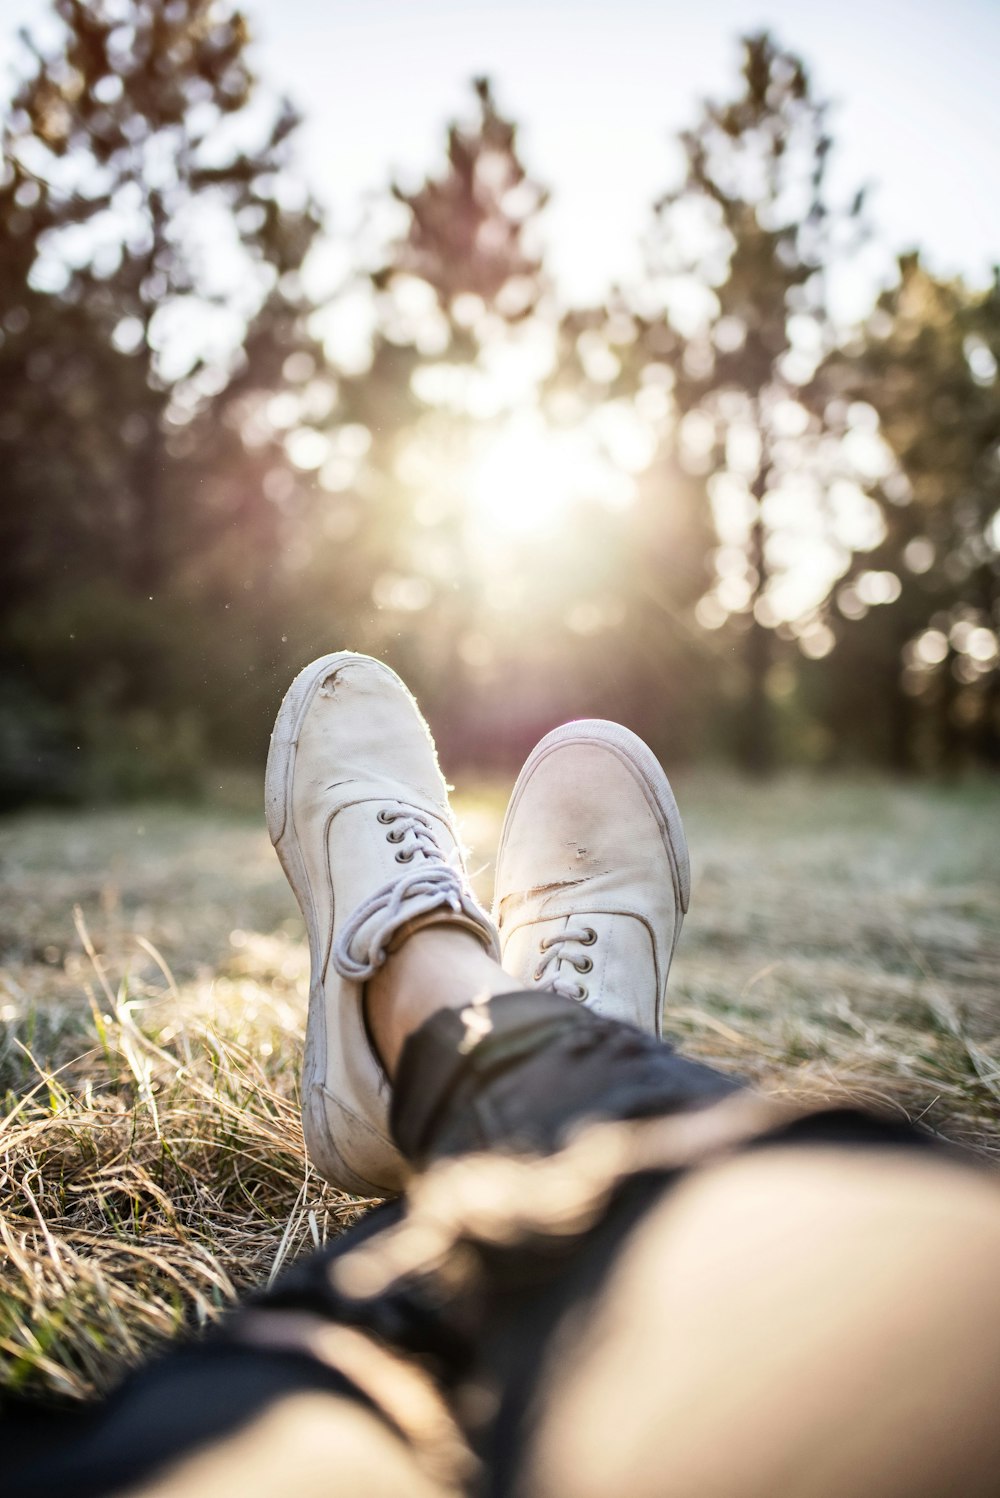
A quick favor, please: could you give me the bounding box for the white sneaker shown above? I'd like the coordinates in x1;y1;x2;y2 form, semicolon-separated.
493;720;690;1036
265;652;498;1196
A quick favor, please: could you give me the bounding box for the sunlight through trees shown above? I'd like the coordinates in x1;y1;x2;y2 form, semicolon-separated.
1;7;998;801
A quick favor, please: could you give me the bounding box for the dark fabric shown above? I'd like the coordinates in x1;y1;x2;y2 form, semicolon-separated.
238;993;744;1396
5;1343;375;1498
2;992;935;1498
391;988;744;1162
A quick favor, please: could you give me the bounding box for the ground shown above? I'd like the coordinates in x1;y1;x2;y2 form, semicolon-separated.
1;773;998;1401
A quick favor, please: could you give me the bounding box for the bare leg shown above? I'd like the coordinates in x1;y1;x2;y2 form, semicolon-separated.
126;1394;457;1498
525;1143;1000;1498
365;928;517;1076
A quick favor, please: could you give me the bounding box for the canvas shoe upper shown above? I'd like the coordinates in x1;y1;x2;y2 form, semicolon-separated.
493;720;690;1037
266;652;497;1196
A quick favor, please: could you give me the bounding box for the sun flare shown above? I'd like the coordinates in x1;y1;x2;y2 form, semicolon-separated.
470;419;586;536
467;416;599;537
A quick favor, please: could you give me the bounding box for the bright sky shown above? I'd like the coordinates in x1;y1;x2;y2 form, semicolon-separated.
3;0;1000;316
260;0;1000;317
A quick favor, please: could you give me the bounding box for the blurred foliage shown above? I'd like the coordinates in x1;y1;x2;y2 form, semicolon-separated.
0;0;325;800
0;11;998;803
818;255;1000;769
641;34;871;771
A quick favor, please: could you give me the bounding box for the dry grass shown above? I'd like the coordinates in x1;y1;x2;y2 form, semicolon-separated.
1;773;998;1402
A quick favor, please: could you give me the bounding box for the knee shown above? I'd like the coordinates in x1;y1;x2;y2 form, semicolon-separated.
525;1145;1000;1498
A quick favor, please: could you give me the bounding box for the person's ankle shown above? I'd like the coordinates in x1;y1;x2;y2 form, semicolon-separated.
364;927;515;1077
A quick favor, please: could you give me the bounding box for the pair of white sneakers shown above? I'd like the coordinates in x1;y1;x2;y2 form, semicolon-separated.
266;652;691;1196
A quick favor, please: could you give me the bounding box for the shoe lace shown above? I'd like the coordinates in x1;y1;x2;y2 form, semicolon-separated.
376;806;443;863
534;924;596;1002
332;802;486;982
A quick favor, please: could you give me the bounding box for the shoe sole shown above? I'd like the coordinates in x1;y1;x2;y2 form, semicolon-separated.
265;651;407;1196
495;719;690;1030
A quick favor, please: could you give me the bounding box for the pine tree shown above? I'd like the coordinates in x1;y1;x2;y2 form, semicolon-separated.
1;0;322;794
541;294;722;762
7;0;320;584
321;78;551;754
822;255;1000;768
379;76;547;317
644;32;869;771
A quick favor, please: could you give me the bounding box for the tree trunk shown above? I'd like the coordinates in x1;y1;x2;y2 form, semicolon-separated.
886;620;913;773
739;475;772;775
938;649;962;777
975;548;1000;766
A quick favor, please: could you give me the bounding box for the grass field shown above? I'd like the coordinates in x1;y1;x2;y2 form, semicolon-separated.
1;773;998;1401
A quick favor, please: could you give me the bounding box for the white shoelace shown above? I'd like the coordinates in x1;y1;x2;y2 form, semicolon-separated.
332;804;487;982
534;924;596;1002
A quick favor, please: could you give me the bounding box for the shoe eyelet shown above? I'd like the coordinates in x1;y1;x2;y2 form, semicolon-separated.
576;985;588;1001
386;828;404;843
395;849;415;863
377;809;395;825
581;927;597;946
574;956;593;974
533;967;544;982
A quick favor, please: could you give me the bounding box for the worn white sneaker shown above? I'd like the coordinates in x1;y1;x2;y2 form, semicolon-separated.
493;720;690;1037
266;652;498;1196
